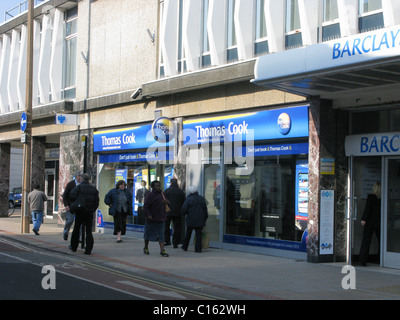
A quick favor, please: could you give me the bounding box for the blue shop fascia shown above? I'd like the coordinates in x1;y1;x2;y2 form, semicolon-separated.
93;105;310;259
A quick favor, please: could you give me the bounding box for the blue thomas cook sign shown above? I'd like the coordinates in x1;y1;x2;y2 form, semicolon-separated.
20;112;27;132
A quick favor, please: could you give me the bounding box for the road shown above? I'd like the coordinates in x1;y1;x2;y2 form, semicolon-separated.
0;235;228;301
0;235;254;318
0;237;143;300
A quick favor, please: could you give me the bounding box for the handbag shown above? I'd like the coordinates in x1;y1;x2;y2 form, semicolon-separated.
70;186;86;213
161;192;171;213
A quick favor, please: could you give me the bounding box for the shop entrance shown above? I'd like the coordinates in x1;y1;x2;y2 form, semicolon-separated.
383;157;400;268
349;156;400;268
45;168;56;217
350;157;381;265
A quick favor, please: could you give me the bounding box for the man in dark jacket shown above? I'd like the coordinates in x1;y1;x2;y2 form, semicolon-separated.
69;174;99;255
164;178;186;248
359;182;381;266
62;171;82;240
181;185;208;253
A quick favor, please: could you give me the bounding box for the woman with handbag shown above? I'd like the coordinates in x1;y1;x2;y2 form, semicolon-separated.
143;180;170;257
104;180;133;243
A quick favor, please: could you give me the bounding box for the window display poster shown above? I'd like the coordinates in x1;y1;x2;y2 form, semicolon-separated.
133;169;143;214
320;190;334;255
295;161;308;229
164;165;174;190
115;169;128;184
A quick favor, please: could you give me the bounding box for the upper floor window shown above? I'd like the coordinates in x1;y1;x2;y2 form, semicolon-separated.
322;0;341;41
64;7;78;99
285;0;302;49
255;0;269;56
359;0;382;13
358;0;384;33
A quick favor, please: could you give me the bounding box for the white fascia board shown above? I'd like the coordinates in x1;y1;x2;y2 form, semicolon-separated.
50;9;64;102
161;0;179;77
17;24;27;110
298;0;319;46
0;35;11;113
33;19;41;107
265;0;285;53
38;14;52;104
235;0;255;60
182;0;202;72
208;0;227;66
8;29;20;112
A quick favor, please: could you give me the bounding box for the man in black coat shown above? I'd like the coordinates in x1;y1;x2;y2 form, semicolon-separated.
164;178;186;248
62;171;82;240
181;185;208;253
359;182;381;266
69;174;99;255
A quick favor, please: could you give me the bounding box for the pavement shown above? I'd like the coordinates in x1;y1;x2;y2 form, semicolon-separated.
2;213;400;300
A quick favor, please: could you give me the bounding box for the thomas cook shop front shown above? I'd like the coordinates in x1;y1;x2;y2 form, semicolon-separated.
94;105;310;259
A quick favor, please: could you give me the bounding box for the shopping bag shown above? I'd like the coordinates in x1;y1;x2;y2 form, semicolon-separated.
202;232;209;249
194;232;209;249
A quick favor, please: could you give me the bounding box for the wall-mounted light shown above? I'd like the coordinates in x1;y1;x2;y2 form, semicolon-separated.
131;88;142;100
147;28;155;43
81;51;89;64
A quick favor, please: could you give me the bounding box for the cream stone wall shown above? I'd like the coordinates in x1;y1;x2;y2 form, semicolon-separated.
85;86;306;131
77;0;159;101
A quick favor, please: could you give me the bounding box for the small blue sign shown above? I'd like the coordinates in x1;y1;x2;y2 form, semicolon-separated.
20;112;27;132
57;114;66;124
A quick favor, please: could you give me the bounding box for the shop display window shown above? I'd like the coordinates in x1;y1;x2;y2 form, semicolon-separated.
97;162;173;227
224;154;308;242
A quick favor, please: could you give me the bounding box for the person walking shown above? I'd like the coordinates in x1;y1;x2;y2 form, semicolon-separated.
181;185;208;253
136;180;150;225
104;180;133;242
164;178;186;248
62;172;82;241
359;182;381;266
27;184;47;235
143;180;170;257
69;174;99;255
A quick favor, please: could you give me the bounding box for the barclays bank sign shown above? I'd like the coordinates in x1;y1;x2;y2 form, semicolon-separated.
253;24;400;87
345;132;400;157
332;27;400;60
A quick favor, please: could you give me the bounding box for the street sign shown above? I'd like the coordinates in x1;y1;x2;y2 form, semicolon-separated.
20;112;27;132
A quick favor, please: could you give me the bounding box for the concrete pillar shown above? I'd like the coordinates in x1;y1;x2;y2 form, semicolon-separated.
0;143;11;217
58;130;97;228
307;100;322;262
31;137;46;191
307;98;349;263
58;131;84;223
